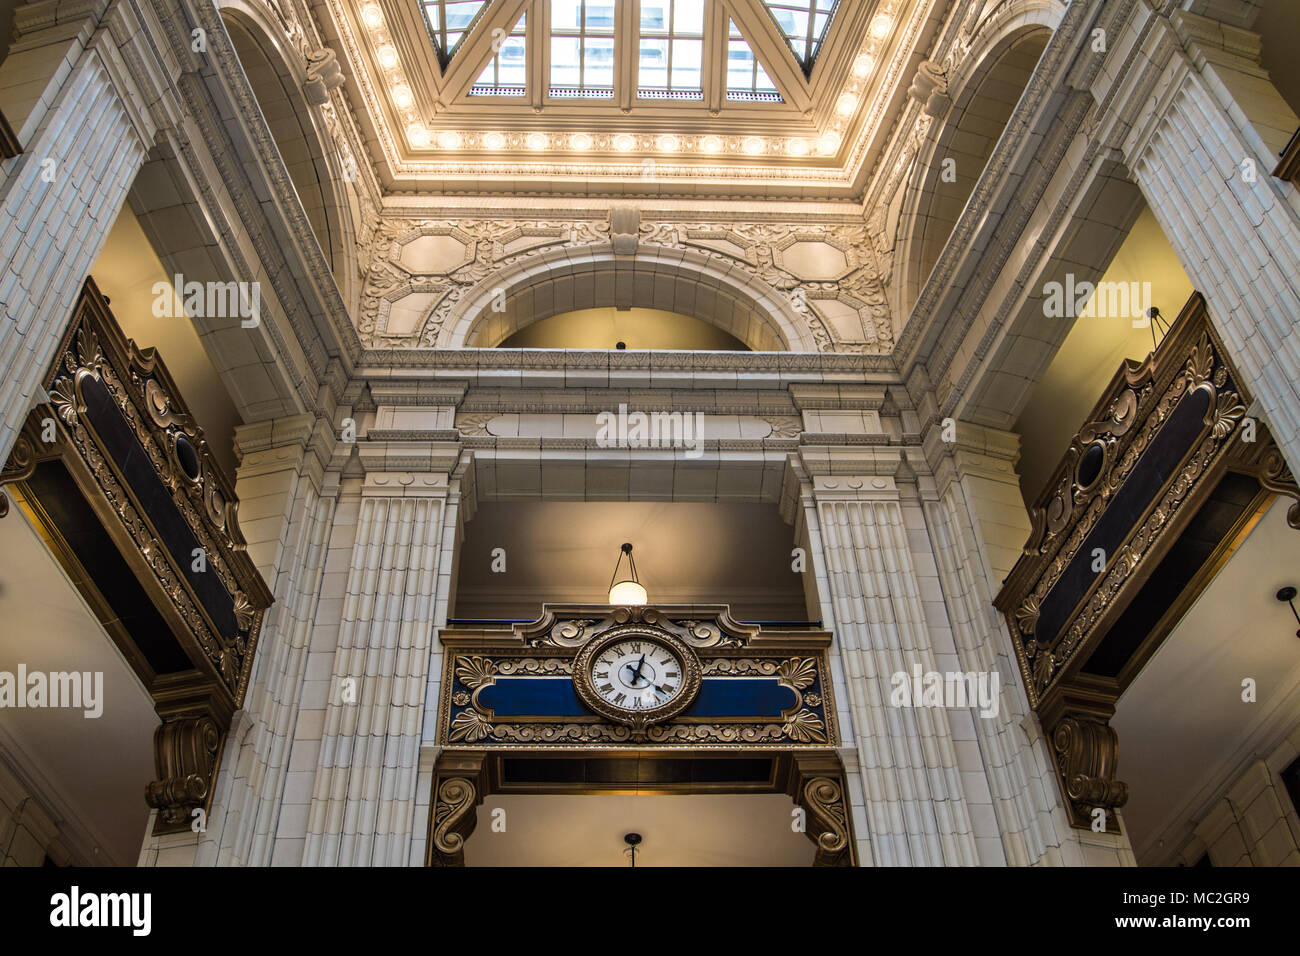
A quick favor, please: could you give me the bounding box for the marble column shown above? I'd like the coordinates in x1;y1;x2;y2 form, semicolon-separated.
0;0;167;463
921;422;1137;866
1103;6;1300;470
301;470;463;867
807;473;979;867
135;414;340;866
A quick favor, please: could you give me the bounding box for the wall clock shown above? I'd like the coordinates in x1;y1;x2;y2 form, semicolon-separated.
573;627;702;728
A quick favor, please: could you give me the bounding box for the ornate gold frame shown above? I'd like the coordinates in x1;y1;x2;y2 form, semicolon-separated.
996;293;1300;830
571;624;703;732
428;605;857;865
0;279;273;833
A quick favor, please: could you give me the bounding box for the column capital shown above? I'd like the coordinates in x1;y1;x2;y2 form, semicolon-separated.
922;419;1024;493
234;413;337;488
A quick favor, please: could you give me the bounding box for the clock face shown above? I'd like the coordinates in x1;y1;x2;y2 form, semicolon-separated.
589;639;685;712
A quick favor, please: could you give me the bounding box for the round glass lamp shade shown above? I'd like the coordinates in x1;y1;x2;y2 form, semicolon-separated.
608;580;648;606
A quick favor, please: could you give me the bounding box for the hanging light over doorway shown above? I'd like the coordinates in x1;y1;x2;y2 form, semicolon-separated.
608;543;647;605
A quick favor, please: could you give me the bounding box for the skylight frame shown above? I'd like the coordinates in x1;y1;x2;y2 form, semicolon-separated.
636;0;706;102
758;0;841;73
471;11;529;95
422;0;493;67
725;17;782;103
549;0;618;99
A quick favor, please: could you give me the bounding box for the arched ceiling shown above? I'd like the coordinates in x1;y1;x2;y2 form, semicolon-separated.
311;0;936;197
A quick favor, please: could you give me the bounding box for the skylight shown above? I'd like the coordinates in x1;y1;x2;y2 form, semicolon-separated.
637;0;705;100
472;12;527;95
759;0;839;72
423;1;491;65
550;0;616;98
726;20;781;102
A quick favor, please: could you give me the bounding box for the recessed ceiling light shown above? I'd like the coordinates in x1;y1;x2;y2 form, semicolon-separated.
437;130;462;149
836;92;858;116
378;45;398;70
526;132;549;150
362;4;383;29
614;134;636;152
870;14;893;38
788;138;810;156
743;136;765;155
656;134;680;152
483;132;506;150
406;123;429;147
701;135;723;153
817;131;841;154
852;54;875;78
393;85;413;109
570;132;593;150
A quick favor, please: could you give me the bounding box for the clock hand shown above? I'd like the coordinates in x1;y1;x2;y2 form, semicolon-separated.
630;654;648;685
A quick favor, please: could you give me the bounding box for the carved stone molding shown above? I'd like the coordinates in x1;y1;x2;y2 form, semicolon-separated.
355;216;892;352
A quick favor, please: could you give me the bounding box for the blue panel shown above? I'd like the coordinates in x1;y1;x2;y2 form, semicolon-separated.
686;679;798;717
475;676;799;718
478;678;584;717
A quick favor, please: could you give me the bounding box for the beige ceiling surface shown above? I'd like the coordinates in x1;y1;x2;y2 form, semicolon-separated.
91;206;244;478
1113;498;1300;862
1014;206;1195;505
454;500;810;621
0;508;159;866
464;792;814;865
497;306;749;349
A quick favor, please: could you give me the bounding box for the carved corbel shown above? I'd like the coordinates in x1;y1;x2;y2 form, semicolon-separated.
144;678;232;834
428;751;488;866
789;754;856;866
304;48;345;106
1041;679;1127;832
0;434;37;518
907;60;950;117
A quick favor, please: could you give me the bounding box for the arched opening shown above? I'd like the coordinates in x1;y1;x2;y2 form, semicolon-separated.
497;307;749;350
901;27;1050;313
440;246;814;351
221;10;347;291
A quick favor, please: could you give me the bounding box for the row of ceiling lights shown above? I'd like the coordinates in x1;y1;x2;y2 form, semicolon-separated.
355;1;897;158
405;128;845;156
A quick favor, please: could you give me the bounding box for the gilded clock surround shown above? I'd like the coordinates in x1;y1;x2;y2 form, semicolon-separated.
429;604;857;866
572;626;703;731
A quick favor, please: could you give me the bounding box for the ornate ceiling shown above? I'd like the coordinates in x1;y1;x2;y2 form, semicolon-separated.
313;0;934;197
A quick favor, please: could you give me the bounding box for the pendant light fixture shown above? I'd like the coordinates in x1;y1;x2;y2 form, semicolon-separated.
608;542;647;605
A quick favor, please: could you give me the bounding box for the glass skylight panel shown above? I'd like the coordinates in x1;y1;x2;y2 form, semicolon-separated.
423;1;490;64
726;20;781;102
550;0;616;98
471;12;527;95
637;0;704;100
759;0;839;70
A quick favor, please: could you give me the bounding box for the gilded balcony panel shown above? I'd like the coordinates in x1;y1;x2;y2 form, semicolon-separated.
0;278;273;833
995;293;1300;830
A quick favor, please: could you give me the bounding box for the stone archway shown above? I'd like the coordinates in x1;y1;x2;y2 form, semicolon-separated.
438;244;819;351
